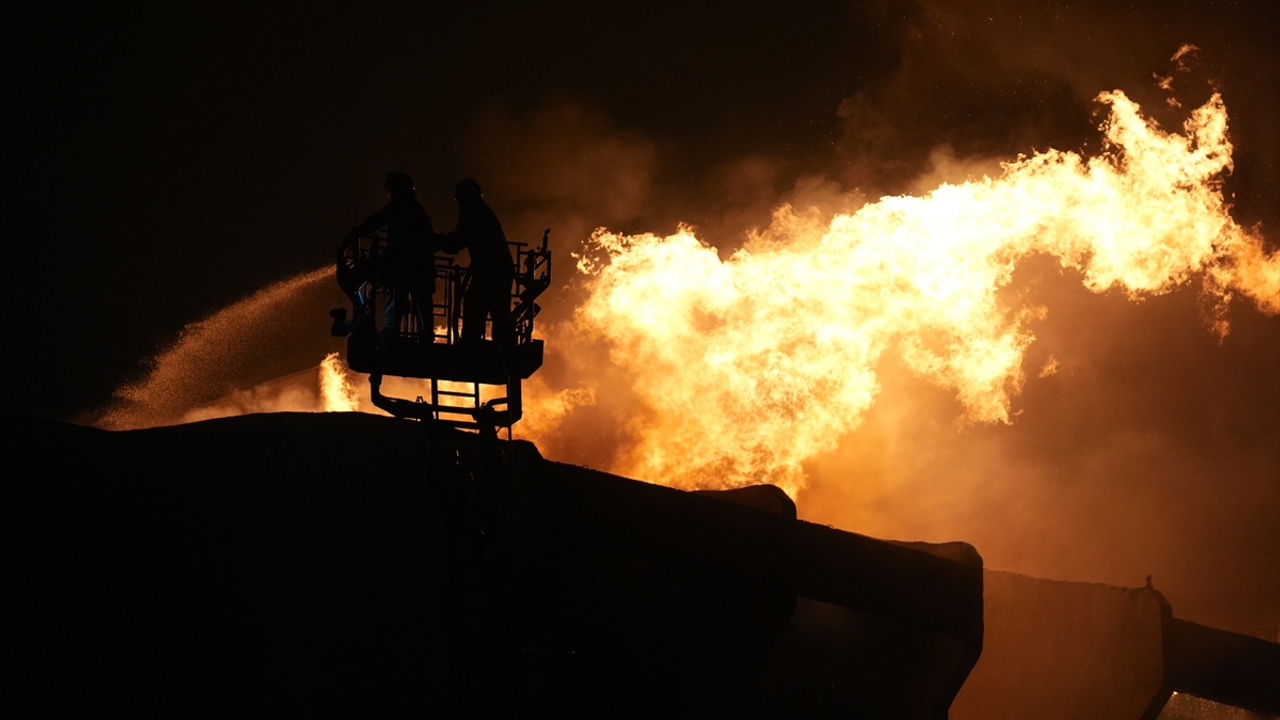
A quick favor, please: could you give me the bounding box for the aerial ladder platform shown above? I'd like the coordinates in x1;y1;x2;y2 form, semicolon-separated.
331;228;551;432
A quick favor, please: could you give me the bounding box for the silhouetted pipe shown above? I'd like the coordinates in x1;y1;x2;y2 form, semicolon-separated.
535;462;982;636
1164;618;1280;714
530;461;983;719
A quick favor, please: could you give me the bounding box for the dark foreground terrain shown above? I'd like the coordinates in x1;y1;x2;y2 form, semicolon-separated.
6;412;984;718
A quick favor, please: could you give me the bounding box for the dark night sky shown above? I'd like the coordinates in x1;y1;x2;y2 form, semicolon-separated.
5;1;1278;628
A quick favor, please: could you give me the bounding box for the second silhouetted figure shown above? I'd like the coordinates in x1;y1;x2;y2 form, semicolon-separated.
441;178;515;343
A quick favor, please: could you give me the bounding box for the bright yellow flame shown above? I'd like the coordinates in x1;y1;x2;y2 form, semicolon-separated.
553;90;1277;496
320;352;361;412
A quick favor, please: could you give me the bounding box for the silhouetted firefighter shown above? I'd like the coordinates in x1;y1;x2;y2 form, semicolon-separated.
337;171;435;346
440;178;515;344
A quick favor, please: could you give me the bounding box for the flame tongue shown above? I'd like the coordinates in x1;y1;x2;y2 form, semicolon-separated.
320;352;361;412
571;90;1278;496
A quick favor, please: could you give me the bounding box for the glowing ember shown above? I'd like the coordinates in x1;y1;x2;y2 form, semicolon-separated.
536;90;1277;496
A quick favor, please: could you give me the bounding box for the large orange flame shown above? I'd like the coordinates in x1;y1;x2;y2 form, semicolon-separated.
545;90;1276;496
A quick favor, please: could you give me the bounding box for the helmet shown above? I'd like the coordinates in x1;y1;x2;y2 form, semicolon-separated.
384;171;415;194
455;178;482;202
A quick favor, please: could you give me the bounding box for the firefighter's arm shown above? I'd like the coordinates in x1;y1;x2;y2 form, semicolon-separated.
438;227;468;254
351;204;391;240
